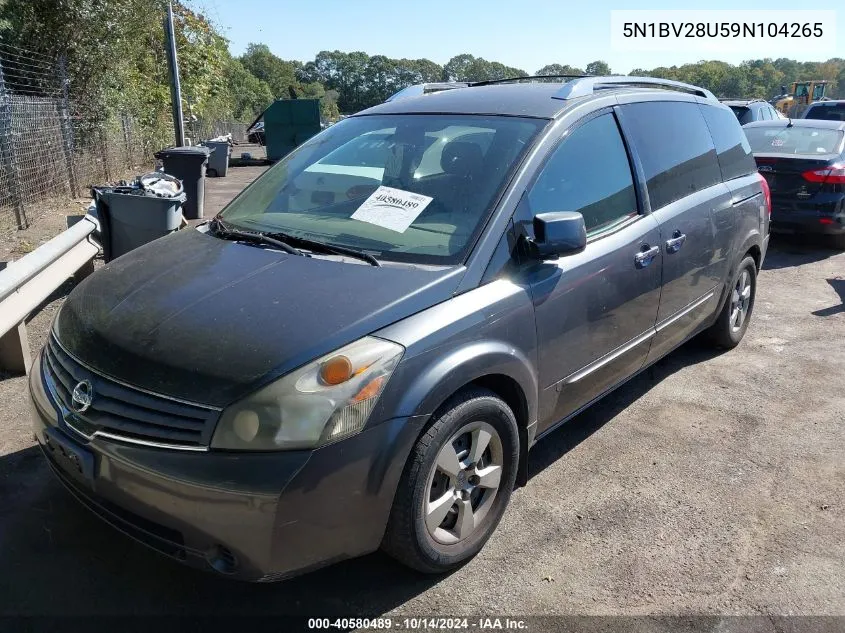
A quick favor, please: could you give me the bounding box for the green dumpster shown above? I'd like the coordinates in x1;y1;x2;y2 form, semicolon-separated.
264;98;322;161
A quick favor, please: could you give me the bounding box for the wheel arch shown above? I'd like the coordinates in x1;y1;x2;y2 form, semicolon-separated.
382;339;538;491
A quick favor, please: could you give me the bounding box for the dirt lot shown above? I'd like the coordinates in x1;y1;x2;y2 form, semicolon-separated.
0;165;843;624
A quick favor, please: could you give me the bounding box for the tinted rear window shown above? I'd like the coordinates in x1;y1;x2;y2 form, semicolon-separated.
621;101;721;210
804;103;845;122
744;126;845;155
729;106;753;125
700;104;757;181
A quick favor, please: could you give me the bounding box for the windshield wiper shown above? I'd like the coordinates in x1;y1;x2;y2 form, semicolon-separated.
208;217;304;256
264;230;381;267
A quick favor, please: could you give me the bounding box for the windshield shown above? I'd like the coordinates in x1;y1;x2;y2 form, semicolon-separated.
744;125;844;155
220;114;545;264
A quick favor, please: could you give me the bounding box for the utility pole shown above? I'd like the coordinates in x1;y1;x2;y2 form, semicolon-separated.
165;0;185;146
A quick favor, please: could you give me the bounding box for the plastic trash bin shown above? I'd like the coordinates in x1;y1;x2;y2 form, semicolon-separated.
92;173;186;262
202;139;231;177
154;145;210;219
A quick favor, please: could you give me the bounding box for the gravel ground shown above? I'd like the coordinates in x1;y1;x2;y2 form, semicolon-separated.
0;185;842;623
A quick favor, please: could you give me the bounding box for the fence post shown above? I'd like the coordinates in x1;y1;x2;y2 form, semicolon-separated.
122;115;132;170
99;125;110;182
57;56;79;198
0;61;28;229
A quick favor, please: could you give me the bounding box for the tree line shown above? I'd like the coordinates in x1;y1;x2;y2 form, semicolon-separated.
1;0;843;128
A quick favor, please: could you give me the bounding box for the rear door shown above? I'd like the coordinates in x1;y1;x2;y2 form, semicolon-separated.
617;100;729;359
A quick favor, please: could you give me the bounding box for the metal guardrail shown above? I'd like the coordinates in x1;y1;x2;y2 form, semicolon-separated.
0;212;100;374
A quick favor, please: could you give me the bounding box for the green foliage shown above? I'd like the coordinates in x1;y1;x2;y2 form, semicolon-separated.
443;54;527;82
1;0;843;137
629;58;844;100
239;43;298;98
585;60;611;76
536;63;586;77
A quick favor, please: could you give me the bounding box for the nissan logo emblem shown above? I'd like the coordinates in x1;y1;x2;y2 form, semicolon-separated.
71;380;93;413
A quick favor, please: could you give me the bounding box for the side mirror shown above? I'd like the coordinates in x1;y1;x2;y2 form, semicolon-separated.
526;212;587;259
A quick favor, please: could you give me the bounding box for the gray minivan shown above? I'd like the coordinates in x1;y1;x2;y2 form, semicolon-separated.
30;76;769;581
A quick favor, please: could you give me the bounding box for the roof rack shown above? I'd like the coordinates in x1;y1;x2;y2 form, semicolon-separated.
553;76;716;101
385;82;469;102
470;74;590;87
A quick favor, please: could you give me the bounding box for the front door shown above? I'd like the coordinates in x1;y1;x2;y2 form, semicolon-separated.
518;111;663;433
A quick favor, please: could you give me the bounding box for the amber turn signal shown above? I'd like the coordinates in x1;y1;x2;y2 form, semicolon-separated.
352;375;386;403
320;355;352;385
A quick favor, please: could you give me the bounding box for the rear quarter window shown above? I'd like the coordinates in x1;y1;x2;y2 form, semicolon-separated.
699;104;757;181
620;101;721;210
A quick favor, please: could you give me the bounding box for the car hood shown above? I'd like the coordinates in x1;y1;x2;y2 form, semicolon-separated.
54;229;464;407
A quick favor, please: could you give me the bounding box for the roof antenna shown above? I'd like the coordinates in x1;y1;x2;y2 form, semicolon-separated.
787;117;793;127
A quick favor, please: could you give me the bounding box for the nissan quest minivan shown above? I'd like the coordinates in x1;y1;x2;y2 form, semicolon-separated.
30;76;769;581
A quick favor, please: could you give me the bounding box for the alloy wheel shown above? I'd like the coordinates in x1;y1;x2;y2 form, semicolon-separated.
730;268;752;333
424;421;504;545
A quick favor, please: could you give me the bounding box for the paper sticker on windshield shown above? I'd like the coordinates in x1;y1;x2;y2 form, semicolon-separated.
351;186;433;233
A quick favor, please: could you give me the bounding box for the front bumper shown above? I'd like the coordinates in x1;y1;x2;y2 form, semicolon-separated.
29;350;425;581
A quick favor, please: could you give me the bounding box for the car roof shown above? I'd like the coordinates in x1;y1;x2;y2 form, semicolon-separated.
356;82;710;120
744;119;845;131
722;99;765;107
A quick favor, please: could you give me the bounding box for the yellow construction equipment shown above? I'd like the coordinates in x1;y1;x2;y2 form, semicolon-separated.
772;80;829;117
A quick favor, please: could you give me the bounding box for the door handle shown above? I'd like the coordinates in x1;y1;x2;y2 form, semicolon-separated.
665;230;687;254
634;245;660;268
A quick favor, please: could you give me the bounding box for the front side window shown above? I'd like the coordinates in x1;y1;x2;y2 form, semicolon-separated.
221;114;545;265
527;113;638;237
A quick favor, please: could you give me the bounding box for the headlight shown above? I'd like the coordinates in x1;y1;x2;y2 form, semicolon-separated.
211;337;403;451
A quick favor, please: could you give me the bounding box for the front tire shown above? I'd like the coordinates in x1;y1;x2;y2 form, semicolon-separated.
382;388;519;573
706;255;757;349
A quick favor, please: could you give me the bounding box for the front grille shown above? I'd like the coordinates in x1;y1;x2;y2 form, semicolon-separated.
42;335;219;448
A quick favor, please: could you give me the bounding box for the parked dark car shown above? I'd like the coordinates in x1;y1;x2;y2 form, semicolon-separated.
745;119;845;246
803;100;845;122
30;76;768;582
723;98;783;124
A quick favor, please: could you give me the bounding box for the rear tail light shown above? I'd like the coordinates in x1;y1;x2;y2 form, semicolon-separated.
819;217;835;225
802;164;845;184
757;172;772;217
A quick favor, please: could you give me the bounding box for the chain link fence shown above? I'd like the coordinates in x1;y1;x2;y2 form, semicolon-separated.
0;42;250;232
186;119;250;144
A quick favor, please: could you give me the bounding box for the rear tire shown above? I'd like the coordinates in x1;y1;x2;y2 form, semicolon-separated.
382;387;519;574
706;255;757;349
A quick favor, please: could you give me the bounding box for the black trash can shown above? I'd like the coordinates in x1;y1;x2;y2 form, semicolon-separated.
154;145;211;219
92;173;186;262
